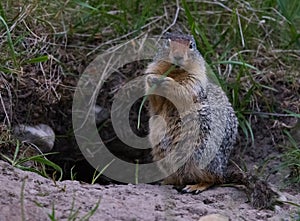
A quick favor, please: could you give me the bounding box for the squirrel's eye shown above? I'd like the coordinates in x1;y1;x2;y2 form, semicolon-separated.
189;41;194;49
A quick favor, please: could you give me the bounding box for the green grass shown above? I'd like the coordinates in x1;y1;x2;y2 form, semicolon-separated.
0;138;63;181
281;129;300;183
0;125;64;181
46;196;101;221
70;165;77;181
277;0;300;47
135;159;139;184
91;159;115;184
0;14;18;68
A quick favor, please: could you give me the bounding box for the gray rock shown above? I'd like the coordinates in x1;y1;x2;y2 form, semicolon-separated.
95;105;109;124
13;124;55;153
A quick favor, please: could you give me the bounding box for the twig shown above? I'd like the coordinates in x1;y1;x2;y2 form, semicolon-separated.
162;0;181;34
0;91;11;127
236;9;245;48
271;49;300;53
87;15;164;56
245;111;299;117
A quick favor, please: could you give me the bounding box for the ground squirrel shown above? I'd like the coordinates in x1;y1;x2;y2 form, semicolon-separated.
144;33;238;193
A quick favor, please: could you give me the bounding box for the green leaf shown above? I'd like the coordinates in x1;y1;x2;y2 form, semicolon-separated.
284;109;300;118
79;198;101;221
16;153;63;181
23;55;49;64
212;60;261;73
91;159;115;184
75;1;99;11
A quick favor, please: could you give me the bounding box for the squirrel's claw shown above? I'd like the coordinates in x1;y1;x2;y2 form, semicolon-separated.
181;183;212;194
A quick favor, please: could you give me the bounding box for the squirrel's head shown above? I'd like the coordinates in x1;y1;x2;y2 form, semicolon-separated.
154;33;206;76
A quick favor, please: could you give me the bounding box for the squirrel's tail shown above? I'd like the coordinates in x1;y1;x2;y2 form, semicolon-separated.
224;162;280;209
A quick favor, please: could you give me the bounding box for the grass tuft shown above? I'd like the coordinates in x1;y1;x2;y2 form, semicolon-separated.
281;128;300;184
0;15;18;68
91;159;115;184
277;0;300;47
0;138;63;181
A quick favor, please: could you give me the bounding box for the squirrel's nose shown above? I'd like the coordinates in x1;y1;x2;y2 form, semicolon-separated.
173;55;183;64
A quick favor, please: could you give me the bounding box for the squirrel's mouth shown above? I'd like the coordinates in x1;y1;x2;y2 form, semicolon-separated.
172;58;184;67
172;60;182;68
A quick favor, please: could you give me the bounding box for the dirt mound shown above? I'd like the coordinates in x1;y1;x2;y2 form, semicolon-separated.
0;160;299;221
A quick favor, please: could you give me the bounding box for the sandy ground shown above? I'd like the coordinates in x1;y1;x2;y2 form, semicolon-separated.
0;160;299;221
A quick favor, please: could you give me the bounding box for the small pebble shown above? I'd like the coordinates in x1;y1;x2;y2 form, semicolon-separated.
198;213;229;221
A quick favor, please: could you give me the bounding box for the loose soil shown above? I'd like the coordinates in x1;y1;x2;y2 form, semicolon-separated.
1;160;300;221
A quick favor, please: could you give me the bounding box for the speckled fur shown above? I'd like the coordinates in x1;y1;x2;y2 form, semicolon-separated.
145;33;238;189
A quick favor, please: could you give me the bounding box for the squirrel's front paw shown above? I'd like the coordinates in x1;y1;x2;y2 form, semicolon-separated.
146;74;174;89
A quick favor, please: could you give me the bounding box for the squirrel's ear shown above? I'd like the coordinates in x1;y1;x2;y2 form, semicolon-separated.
162;37;171;48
